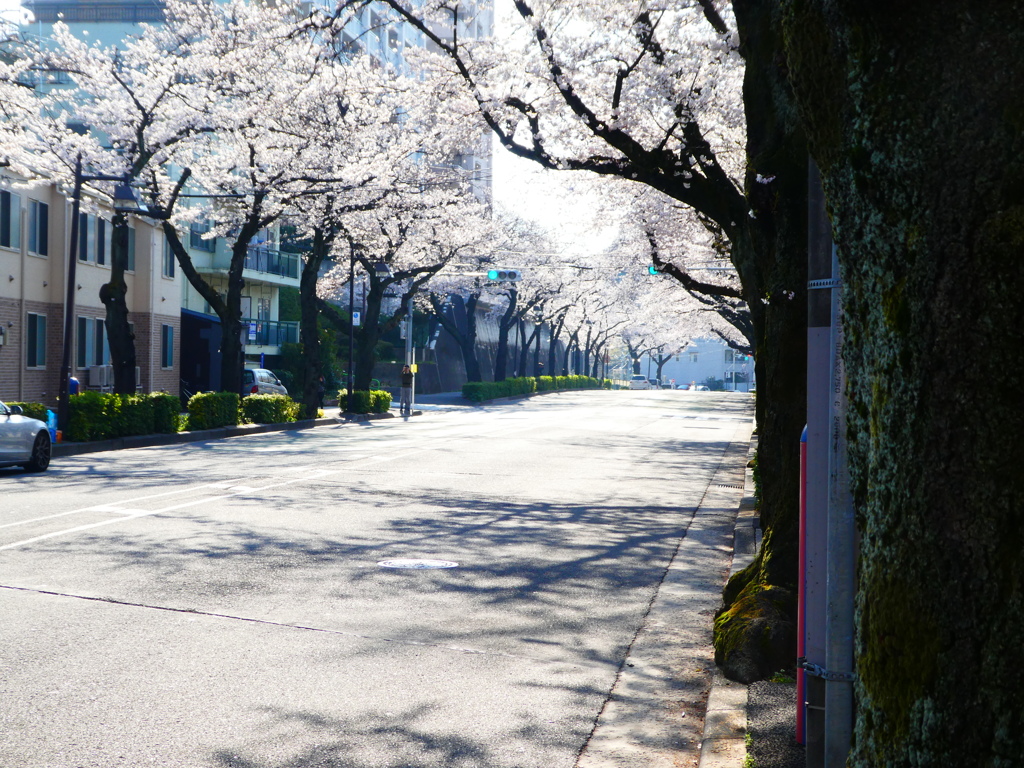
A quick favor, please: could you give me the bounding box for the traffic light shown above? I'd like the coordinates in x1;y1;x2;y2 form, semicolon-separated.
487;268;523;282
648;265;661;275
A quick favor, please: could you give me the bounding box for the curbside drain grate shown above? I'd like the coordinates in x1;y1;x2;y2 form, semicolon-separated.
378;559;459;569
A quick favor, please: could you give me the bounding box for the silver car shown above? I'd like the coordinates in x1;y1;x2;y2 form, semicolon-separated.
0;401;51;472
242;367;288;397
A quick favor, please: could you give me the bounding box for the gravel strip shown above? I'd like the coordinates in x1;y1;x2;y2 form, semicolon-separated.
747;681;804;768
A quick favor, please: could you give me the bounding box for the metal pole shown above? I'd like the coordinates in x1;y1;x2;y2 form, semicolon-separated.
804;160;833;764
57;156;84;434
404;285;413;412
346;244;355;411
824;244;855;765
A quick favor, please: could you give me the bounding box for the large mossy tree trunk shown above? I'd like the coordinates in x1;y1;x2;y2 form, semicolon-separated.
782;2;1024;762
711;0;809;684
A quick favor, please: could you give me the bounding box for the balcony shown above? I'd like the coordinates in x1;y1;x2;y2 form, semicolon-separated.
245;246;300;280
242;318;299;348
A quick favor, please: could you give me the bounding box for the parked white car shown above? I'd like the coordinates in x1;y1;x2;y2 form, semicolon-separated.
0;401;51;472
628;375;651;390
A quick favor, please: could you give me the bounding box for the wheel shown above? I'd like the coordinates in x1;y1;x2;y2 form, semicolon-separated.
24;430;51;472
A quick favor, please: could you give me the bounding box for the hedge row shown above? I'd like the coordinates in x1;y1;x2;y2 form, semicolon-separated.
338;389;392;414
66;391;183;442
463;375;610;402
11;390;304;443
536;375;611;391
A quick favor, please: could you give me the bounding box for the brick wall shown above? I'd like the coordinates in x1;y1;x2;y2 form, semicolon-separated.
0;297;21;402
145;312;180;397
14;299;63;408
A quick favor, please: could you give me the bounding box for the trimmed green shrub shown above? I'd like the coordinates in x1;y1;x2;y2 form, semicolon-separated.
241;394;300;424
106;393;155;438
338;389;392;414
7;401;48;421
150;393;184;434
187;392;240;430
461;382;488;402
66;390;107;442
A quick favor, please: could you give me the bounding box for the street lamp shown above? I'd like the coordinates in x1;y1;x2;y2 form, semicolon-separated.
56;157;143;435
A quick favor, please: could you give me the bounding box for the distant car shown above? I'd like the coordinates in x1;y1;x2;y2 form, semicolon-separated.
242;367;288;397
0;401;51;472
628;375;651;390
694;385;710;391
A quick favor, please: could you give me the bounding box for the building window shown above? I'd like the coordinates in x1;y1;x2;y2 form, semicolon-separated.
161;324;174;368
190;220;216;252
78;212;95;262
256;297;271;321
26;312;46;368
724;349;734;363
28;200;48;256
690;352;698;363
163;238;176;278
96;217;110;265
1;190;21;249
76;317;109;369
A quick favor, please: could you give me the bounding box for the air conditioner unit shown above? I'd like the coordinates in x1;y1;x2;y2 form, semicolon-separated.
89;365;113;389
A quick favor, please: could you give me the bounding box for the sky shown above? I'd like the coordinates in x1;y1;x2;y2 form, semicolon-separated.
492;140;624;264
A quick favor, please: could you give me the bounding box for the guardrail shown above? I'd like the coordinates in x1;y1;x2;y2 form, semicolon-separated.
241;319;299;347
244;246;300;279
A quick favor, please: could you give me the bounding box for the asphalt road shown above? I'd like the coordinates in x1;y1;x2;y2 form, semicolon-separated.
0;390;753;768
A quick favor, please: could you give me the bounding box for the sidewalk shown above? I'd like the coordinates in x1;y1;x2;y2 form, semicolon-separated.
696;437;760;768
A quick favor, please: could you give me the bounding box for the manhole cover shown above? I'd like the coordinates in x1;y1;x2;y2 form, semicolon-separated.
378;558;459;569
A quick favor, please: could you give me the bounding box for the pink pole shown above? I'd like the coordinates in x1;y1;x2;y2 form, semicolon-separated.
797;425;808;744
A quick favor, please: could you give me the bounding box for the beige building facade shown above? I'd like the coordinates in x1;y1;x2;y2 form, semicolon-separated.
0;172;182;407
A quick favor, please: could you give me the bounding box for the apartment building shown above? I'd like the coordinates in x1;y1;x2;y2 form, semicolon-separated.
656;337;756;392
0;172;181;405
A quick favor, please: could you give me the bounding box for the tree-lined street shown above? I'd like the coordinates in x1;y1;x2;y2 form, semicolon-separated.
0;391;752;767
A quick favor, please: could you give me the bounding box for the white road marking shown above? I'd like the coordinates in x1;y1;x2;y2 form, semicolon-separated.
0;478;248;530
0;471;333;551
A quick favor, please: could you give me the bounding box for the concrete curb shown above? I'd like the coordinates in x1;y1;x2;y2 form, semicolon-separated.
53;415;358;458
697;437;760;768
